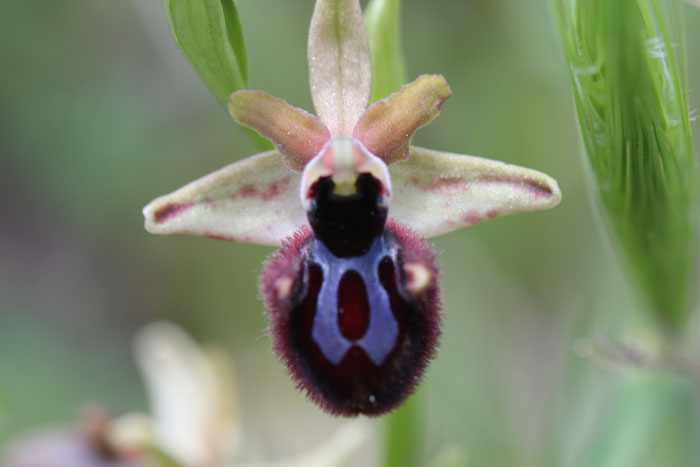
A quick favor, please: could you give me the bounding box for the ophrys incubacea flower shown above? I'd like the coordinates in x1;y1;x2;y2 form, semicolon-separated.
143;0;561;416
1;322;369;467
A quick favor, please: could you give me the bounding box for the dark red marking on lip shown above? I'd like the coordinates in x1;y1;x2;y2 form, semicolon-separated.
337;271;370;341
232;178;291;202
153;202;193;224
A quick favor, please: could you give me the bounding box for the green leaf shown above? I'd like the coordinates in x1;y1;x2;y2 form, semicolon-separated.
365;0;407;103
163;0;248;106
552;0;697;329
162;0;272;150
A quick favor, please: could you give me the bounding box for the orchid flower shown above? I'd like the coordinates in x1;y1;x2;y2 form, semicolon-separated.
143;0;561;416
109;322;370;467
1;322;369;467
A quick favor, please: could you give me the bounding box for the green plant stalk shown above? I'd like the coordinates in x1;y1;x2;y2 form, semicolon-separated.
552;0;697;329
383;390;425;467
365;0;407;102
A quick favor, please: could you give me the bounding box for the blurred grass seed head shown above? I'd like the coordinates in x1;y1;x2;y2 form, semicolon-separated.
552;0;697;329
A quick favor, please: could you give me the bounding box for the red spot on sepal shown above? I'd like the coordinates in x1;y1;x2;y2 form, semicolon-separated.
153;202;193;224
462;210;482;225
231;178;292;202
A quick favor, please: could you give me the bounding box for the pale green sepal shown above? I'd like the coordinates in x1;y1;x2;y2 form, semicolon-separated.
143;150;305;246
308;0;372;137
365;0;407;103
389;146;561;238
163;0;248;106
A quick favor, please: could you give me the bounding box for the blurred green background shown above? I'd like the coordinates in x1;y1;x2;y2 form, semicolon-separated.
1;0;699;465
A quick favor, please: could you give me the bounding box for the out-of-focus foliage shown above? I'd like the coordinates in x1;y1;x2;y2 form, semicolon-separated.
581;372;700;467
552;0;697;328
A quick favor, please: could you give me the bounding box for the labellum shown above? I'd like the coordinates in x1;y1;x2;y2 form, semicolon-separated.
262;139;440;416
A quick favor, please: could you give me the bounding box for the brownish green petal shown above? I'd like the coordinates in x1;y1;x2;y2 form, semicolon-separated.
354;75;451;164
229;91;330;171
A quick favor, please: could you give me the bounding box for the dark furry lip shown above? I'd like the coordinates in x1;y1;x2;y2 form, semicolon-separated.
260;171;442;416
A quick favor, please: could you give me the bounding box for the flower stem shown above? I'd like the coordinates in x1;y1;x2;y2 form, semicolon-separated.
382;390;424;467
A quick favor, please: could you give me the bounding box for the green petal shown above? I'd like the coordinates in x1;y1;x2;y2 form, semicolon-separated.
388;146;561;238
308;0;372;137
143;151;305;246
229;91;330;171
354;75;451;164
364;0;407;103
163;0;247;106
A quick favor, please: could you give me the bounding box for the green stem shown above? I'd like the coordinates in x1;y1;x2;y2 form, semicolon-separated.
382;390;424;467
